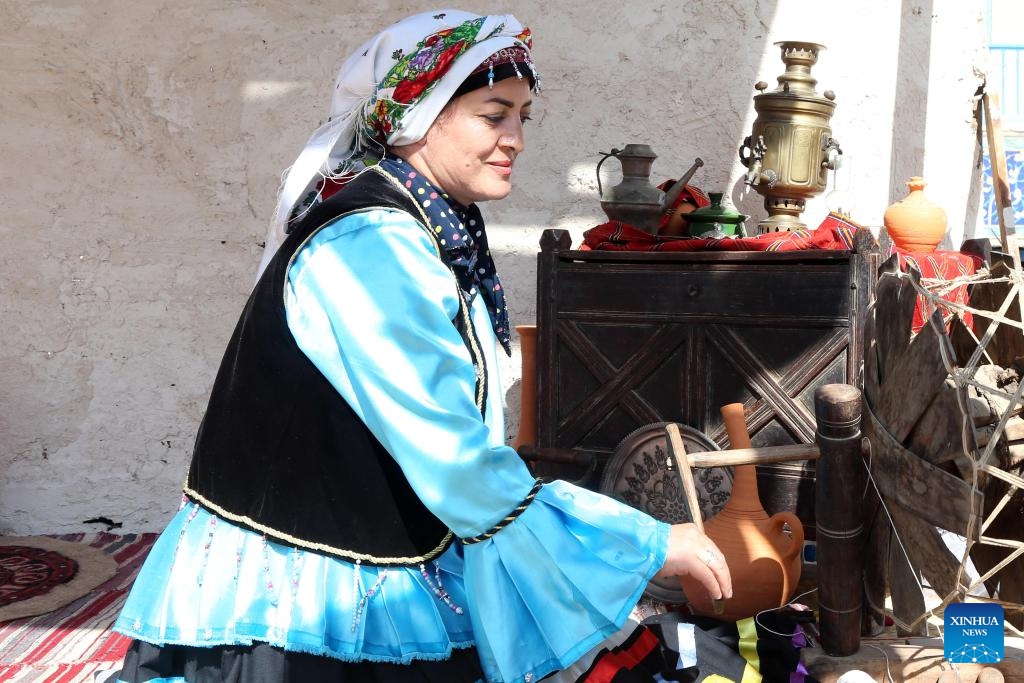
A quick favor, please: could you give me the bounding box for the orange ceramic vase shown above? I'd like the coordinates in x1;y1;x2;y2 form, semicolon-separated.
511;325;538;450
678;404;804;621
883;176;948;252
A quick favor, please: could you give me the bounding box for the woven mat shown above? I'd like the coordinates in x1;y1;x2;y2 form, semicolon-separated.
0;535;117;622
0;533;156;682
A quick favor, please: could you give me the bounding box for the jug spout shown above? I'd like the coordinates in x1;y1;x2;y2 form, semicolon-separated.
661;157;705;213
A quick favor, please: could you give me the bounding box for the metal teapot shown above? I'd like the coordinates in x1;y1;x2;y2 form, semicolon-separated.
596;144;703;235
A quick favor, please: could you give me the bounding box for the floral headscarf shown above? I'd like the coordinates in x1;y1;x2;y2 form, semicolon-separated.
258;10;539;276
365;17;535;141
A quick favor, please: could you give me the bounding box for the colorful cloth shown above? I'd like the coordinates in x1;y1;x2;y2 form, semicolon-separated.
573;612;818;683
377;156;511;353
582;208;981;336
582;212;860;253
884;244;981;333
365;18;534;141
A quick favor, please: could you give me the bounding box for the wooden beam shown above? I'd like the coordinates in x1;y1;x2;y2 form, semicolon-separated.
874;309;951;443
863;400;983;539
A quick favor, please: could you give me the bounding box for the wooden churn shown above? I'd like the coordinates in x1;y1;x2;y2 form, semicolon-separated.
814;383;865;656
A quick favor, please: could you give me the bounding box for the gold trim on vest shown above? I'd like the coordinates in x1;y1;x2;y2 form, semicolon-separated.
182;488;455;565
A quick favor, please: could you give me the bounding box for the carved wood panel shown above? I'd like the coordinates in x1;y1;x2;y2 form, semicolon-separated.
533;229;878;501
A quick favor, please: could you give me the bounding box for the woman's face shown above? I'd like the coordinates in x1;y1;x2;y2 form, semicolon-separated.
394;77;533;205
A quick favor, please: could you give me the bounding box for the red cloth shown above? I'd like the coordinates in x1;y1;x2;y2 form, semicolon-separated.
581;212;861;252
580;211;982;334
886;244;981;333
318;173;358;201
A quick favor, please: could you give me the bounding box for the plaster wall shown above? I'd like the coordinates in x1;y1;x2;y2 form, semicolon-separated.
0;0;987;534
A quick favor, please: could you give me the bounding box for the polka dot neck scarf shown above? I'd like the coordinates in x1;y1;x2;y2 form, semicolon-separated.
378;156;511;355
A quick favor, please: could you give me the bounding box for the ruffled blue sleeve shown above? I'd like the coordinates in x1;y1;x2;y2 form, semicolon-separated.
286;208;669;683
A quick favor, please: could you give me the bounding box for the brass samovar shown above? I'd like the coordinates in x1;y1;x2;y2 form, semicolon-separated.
739;41;842;233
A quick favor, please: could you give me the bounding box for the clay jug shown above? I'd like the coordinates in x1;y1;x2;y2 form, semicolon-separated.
678;403;804;620
883;176;947;252
511;325;538;450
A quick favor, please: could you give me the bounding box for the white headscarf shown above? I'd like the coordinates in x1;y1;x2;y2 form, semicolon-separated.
257;9;537;278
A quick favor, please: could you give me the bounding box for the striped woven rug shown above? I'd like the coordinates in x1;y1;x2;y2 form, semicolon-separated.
0;533;157;682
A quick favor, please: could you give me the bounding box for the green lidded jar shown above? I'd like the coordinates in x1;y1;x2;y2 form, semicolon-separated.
686;192;748;238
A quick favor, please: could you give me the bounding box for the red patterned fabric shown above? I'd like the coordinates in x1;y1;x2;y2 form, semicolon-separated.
0;546;78;607
887;244;982;333
581;212;860;252
580;210;982;335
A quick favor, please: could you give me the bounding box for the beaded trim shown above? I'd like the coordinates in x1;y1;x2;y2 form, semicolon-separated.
180;490;455;565
419;561;464;614
480;46;542;91
261;535;279;606
350;559;390;632
461;479;543;545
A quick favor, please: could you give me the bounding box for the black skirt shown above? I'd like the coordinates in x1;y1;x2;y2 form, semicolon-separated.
115;640;485;683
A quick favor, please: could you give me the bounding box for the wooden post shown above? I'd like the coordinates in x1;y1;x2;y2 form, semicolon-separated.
534;229;573;480
982;89;1019;267
814;383;865;656
981;86;1024;385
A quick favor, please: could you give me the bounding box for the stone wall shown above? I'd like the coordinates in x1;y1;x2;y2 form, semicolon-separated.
0;0;986;533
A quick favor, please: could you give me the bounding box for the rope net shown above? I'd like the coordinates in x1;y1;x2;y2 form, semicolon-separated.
867;260;1024;638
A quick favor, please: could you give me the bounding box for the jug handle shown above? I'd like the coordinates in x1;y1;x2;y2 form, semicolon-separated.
768;510;805;601
595;148;621;199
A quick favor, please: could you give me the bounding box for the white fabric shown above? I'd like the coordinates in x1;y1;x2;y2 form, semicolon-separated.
257;9;531;278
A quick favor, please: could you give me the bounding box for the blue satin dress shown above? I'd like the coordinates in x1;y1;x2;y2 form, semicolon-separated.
113;207;669;683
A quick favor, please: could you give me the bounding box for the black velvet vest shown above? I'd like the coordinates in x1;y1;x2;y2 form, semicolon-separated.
184;168;487;565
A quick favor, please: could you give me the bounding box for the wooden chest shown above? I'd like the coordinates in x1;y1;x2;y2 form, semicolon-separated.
531;228;879;527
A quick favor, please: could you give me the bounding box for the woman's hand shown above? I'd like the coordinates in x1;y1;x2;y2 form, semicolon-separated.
654;523;733;601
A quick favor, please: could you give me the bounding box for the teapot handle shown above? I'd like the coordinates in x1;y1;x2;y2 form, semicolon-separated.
768;511;805;603
768;511;805;559
738;135;754;166
595;148;621;199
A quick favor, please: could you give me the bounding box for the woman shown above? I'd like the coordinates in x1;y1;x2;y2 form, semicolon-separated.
113;10;731;683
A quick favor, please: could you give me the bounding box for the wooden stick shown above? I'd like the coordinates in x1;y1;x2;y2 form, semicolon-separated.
982;88;1019;265
667;424;705;530
980;86;1024;414
685;443;819;468
517;443;819;469
665;423;724;614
